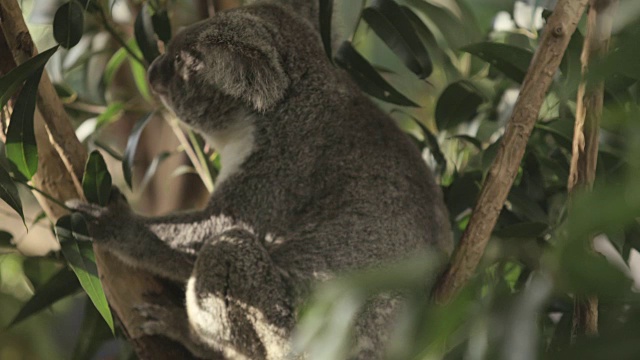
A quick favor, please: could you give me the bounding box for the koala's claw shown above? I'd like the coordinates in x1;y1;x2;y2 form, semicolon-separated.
132;303;167;337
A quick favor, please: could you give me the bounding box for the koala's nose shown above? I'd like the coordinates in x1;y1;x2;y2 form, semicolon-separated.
147;54;172;96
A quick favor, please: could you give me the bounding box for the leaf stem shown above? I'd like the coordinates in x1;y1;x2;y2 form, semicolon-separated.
17;181;73;212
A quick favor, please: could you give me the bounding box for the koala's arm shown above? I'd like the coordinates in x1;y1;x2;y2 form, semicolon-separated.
68;194;222;283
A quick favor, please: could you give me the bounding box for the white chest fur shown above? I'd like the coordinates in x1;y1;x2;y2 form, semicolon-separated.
205;117;256;186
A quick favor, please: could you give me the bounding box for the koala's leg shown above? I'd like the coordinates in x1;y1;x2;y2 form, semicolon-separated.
186;228;295;360
132;303;224;359
350;294;404;360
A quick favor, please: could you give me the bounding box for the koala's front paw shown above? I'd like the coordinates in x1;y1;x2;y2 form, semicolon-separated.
132;303;172;338
65;187;132;242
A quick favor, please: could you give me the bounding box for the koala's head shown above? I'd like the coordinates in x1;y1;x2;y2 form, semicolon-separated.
147;8;292;133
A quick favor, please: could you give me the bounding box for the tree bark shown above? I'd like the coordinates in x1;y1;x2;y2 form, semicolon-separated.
569;0;617;339
433;0;590;303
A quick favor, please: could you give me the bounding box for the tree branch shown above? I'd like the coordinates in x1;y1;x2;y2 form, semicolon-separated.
433;0;590;303
569;0;617;338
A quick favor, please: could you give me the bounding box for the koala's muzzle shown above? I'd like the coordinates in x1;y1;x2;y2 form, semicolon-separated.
148;54;173;97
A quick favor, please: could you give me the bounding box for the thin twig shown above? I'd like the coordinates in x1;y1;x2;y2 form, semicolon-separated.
96;7;146;67
569;0;617;339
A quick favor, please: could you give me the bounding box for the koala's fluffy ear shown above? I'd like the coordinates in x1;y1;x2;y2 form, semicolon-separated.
198;36;290;112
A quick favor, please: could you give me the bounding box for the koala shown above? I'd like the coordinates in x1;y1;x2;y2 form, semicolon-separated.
71;0;452;359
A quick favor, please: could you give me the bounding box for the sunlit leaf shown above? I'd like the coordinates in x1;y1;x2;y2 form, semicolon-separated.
406;0;472;49
53;1;85;49
82;150;112;206
0;165;24;224
103;46;128;87
56;213;114;331
10;267;81;326
0;46;58;110
134;3;160;64
95;102;124;128
362;0;432;78
5;66;44;180
122;113;153;188
128;41;152;100
334;41;418;107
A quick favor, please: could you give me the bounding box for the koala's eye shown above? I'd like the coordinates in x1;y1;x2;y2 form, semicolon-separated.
174;54;183;67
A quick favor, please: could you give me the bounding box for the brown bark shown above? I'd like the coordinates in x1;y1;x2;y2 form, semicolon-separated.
569;0;617;339
0;1;193;359
433;0;590;304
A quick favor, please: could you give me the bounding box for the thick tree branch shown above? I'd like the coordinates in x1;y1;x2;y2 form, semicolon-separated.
0;1;194;359
433;0;590;303
569;0;617;338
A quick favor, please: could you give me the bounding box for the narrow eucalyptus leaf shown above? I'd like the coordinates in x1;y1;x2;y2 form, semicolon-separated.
5;66;44;180
53;1;85;49
122;113;153;188
56;214;114;331
0;46;58;110
362;0;432;78
435;80;483;130
82;151;112;206
134;4;160;64
461;42;533;83
319;0;334;60
9;267;81;327
0;165;24;224
0;230;14;248
334;42;418;107
151;10;172;43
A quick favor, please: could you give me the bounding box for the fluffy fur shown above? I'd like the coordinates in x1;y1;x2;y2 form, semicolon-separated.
71;1;452;359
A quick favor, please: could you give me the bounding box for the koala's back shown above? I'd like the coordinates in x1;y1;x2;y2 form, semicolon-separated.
206;4;451;284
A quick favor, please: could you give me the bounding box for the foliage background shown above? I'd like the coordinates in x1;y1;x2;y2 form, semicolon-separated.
2;0;640;359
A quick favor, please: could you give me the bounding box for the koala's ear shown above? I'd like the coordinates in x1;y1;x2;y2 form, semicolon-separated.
200;42;290;112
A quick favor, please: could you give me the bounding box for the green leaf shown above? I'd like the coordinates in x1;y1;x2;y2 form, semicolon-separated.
9;266;81;327
122;113;153;188
0;46;58;110
449;134;482;150
103;46;128;87
319;0;334;60
0;230;14;248
334;41;418;107
95;102;124;128
72;299;114;360
362;0;432;78
134;3;160;64
82;150;112;206
435;80;484;130
53;1;85;49
56;213;114;332
494;222;548;238
461;42;533;83
406;0;472;49
5;67;44;181
138;151;171;194
151;10;172;43
128;41;151;100
0;165;24;224
411;118;446;172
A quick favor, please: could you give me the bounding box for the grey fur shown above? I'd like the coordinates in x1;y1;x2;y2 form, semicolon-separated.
70;1;452;359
